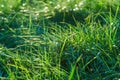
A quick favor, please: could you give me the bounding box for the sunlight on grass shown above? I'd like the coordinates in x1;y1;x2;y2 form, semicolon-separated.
0;0;120;80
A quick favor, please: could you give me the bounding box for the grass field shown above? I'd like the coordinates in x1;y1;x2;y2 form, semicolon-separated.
0;0;120;80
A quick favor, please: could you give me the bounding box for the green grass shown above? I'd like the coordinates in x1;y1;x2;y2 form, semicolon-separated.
0;0;120;80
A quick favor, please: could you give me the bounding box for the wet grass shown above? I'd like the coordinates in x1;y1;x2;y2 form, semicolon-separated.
0;0;120;80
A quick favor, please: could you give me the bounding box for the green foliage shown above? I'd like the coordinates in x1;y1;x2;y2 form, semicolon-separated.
0;0;120;80
0;0;21;13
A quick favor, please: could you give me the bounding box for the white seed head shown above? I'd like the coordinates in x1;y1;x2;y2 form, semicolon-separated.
55;4;61;9
43;7;49;13
62;6;66;10
67;0;71;2
73;7;79;11
22;3;26;6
